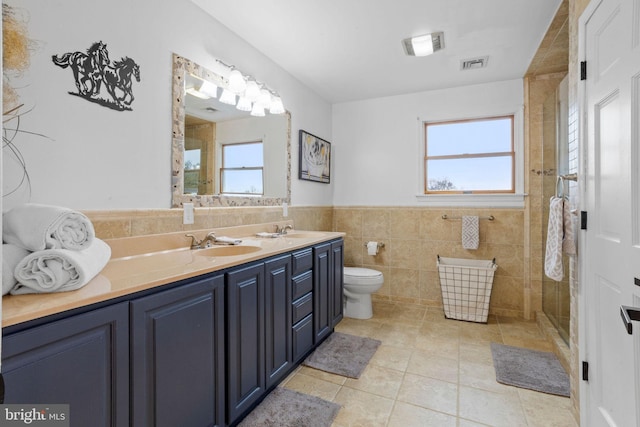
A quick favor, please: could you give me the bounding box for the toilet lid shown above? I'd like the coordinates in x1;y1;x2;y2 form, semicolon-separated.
344;267;383;279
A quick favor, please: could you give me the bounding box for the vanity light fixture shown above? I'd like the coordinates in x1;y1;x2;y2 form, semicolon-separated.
228;69;247;94
219;88;237;105
250;103;265;117
269;95;285;114
236;96;252;112
257;88;272;108
214;58;285;114
245;80;261;102
402;31;444;56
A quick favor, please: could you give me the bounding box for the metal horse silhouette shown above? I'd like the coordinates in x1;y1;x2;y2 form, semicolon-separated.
52;41;141;111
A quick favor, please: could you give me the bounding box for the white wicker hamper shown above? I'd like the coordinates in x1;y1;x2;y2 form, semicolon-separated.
437;256;498;323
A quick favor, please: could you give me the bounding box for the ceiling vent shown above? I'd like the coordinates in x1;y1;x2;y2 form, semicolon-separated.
461;56;489;70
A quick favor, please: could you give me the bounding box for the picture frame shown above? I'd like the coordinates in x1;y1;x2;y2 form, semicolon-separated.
298;130;331;183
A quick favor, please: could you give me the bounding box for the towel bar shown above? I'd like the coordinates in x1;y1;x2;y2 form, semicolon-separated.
441;215;494;221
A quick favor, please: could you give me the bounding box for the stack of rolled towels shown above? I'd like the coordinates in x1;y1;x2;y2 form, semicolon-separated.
2;203;111;296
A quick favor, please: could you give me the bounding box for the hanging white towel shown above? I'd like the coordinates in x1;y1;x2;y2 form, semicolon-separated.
545;197;564;281
462;216;479;250
562;200;576;255
11;239;111;295
3;203;95;251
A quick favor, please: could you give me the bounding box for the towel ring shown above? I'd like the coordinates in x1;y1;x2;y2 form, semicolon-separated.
556;176;565;198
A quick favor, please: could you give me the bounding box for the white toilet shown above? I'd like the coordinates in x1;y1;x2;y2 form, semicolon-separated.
343;267;384;319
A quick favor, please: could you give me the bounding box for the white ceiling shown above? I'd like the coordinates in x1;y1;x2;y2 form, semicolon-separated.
192;0;562;104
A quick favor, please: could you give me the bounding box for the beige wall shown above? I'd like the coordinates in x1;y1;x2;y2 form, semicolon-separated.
85;206;333;240
335;207;526;317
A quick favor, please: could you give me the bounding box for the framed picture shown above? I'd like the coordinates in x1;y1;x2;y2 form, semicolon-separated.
299;130;331;183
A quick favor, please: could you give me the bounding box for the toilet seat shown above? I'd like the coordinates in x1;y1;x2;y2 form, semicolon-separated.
344;267;383;286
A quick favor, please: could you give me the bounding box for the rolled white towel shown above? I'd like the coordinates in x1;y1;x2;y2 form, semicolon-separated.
11;239;111;295
3;203;95;251
215;236;243;245
3;243;31;295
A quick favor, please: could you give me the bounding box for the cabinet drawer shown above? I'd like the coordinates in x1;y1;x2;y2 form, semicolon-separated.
292;248;313;276
292;292;313;324
292;314;314;363
292;270;313;300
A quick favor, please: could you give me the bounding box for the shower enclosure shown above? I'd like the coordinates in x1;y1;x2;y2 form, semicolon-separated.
542;76;570;345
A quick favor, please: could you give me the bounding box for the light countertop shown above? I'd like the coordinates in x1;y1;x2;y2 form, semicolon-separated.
2;223;344;328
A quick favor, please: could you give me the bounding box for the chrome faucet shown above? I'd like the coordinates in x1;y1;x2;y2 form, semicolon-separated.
275;224;293;235
185;234;203;250
202;232;217;247
186;232;219;249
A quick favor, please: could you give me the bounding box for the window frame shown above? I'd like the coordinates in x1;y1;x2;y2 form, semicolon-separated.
219;140;264;196
424;115;515;195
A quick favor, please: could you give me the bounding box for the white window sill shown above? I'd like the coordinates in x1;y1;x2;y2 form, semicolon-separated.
415;193;526;208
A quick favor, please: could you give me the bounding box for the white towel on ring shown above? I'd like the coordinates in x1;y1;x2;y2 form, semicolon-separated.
462;216;479;250
544;197;564;281
3;203;95;251
11;239;111;295
562;200;576;255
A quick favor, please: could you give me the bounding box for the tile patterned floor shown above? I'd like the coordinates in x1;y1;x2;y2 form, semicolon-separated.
281;300;578;427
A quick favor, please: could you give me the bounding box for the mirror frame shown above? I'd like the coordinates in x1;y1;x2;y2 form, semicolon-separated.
171;54;291;208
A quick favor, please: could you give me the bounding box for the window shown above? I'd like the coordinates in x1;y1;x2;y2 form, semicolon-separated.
424;116;514;194
220;141;264;195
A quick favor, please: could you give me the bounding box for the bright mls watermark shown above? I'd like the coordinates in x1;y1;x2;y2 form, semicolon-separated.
0;405;69;426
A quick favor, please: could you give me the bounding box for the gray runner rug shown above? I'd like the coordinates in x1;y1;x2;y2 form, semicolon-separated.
238;387;340;427
303;332;381;378
490;342;570;397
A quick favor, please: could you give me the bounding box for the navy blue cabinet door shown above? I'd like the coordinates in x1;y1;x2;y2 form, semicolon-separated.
226;262;265;424
331;240;344;328
264;254;292;388
2;302;129;427
313;242;332;343
130;275;225;427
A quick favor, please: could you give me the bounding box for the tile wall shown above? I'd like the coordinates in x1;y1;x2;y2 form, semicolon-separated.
334;207;527;318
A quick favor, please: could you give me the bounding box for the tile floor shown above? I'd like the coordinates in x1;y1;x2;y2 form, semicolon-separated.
281;300;578;427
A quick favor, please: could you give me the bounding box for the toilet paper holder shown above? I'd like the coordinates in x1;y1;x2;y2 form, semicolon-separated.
363;242;385;249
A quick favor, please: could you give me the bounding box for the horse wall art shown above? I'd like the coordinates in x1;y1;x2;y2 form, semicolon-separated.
52;41;141;111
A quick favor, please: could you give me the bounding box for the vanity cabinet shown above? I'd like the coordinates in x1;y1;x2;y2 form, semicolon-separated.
130;274;225;427
2;237;343;427
313;240;344;343
1;302;130;427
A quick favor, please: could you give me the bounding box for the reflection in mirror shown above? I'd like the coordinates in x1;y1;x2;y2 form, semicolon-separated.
171;54;291;208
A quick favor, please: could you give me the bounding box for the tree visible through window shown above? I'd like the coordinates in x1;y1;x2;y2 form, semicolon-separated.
425;116;514;194
221;141;264;195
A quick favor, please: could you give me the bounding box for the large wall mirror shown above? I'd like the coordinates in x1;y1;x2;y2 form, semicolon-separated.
171;54;291;208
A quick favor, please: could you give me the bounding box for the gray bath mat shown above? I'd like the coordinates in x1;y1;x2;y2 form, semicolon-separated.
490;342;570;397
303;332;381;378
238;387;340;427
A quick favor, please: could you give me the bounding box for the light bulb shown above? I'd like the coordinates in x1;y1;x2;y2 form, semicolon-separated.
228;69;246;94
236;96;252;112
219;88;236;105
250;103;265;117
257;89;272;108
269;96;285;114
245;81;260;102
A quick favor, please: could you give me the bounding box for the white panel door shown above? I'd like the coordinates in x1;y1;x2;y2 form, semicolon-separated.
581;0;640;425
